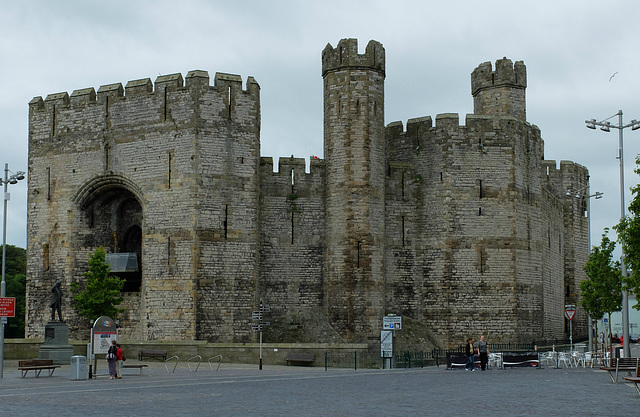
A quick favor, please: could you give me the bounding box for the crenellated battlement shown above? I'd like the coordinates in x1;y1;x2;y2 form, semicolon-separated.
386;113;539;136
541;160;589;200
322;38;385;77
471;58;527;121
471;58;526;95
29;70;260;112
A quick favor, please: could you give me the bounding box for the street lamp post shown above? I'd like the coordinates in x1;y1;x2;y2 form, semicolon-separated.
566;185;602;352
0;163;26;379
586;111;640;359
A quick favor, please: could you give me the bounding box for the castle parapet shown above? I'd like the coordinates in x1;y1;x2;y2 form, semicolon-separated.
322;38;385;77
125;78;153;97
471;58;527;121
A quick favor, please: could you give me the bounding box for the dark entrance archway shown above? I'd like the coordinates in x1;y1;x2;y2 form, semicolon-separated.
74;175;143;292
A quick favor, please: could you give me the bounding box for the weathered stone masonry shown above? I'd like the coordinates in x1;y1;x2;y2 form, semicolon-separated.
26;39;588;348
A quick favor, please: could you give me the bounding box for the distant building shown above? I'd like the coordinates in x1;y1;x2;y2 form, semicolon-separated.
26;39;588;348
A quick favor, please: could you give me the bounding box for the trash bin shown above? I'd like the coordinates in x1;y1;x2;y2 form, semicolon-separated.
70;355;88;380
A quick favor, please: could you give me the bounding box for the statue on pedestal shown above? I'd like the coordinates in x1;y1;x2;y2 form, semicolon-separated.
49;280;63;322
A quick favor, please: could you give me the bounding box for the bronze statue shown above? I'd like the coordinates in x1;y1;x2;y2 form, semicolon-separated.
49;280;63;321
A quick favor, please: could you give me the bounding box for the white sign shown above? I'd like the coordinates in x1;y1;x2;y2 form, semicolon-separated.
565;309;576;321
381;330;393;357
383;315;402;330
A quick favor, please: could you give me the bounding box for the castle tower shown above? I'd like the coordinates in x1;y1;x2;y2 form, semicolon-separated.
322;39;386;341
471;58;527;121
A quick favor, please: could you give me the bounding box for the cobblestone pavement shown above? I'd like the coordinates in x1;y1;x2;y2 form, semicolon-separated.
0;360;638;416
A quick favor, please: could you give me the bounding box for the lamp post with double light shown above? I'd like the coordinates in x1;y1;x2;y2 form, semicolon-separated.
565;186;602;352
0;163;26;379
585;111;640;358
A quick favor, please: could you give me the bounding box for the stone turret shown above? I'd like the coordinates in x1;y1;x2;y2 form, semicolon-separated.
471;58;527;121
322;39;386;341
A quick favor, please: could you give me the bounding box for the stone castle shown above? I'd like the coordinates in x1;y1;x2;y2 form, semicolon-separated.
25;39;589;349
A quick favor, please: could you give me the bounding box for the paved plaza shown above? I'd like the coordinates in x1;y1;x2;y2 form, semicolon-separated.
0;359;638;416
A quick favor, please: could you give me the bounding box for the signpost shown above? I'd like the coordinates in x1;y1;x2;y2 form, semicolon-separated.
252;300;270;370
91;316;117;378
565;305;576;351
382;315;401;369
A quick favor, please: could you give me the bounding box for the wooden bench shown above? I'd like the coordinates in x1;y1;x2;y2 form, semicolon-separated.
138;349;168;361
122;364;149;375
286;353;314;366
18;359;61;378
600;357;639;383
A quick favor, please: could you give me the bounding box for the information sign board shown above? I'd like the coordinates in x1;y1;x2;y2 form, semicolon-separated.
92;315;117;354
383;315;402;330
381;330;393;357
0;297;15;317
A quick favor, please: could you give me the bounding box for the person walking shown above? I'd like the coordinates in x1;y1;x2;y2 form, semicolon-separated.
478;335;489;371
465;337;476;371
107;339;118;379
115;343;124;379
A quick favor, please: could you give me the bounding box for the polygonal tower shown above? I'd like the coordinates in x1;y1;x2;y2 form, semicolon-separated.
471;58;527;121
322;39;386;341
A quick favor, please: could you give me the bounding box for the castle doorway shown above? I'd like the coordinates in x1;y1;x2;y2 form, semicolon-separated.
76;178;143;292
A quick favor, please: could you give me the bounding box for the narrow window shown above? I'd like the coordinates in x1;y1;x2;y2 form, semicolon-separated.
228;86;232;120
167;237;171;266
478;207;482;216
479;248;484;274
89;209;94;228
47;167;51;201
479;180;483;199
105;144;110;171
43;243;50;271
224;205;228;239
291;211;295;245
401;172;405;200
105;96;110;123
168;151;173;189
440;172;443;182
401;216;405;247
51;105;56;137
163;87;168;121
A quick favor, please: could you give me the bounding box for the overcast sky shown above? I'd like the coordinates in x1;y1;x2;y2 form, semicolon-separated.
1;0;640;254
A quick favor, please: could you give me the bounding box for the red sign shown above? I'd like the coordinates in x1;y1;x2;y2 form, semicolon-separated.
564;309;576;321
0;297;16;317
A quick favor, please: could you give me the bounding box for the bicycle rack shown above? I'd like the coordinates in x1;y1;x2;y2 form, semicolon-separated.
164;355;179;373
208;355;223;371
187;355;202;372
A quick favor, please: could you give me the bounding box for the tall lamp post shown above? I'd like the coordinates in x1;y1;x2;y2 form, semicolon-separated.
0;163;26;379
586;111;640;359
566;185;602;352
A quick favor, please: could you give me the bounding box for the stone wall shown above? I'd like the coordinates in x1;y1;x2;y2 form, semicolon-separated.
25;38;589;349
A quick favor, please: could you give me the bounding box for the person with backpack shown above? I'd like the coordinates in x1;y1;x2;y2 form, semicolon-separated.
107;339;118;379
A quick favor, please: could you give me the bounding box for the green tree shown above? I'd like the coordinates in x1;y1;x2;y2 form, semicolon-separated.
70;247;125;322
615;155;640;304
581;229;622;353
3;245;26;338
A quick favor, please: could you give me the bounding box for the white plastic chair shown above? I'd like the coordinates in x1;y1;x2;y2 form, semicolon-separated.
558;352;573;368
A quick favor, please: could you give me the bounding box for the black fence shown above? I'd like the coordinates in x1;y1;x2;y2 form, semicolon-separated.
322;336;589;370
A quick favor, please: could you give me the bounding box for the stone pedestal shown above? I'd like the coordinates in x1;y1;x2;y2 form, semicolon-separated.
38;322;74;364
